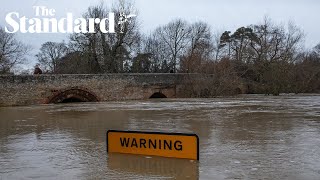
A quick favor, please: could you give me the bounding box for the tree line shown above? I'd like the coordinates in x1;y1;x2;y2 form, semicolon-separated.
1;0;319;95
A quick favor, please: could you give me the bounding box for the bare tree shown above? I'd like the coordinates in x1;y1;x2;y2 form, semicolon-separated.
54;52;94;74
143;20;214;73
0;27;31;74
250;19;304;95
143;33;171;73
218;17;304;95
293;45;320;93
314;43;320;56
36;41;68;73
180;21;213;73
69;0;141;73
212;30;224;61
154;19;190;72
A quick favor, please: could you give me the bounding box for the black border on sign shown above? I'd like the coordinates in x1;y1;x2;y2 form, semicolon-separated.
106;130;199;161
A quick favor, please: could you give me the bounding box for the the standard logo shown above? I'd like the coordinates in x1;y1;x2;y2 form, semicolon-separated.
4;6;136;34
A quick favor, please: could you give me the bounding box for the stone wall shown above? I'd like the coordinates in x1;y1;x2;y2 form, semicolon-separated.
0;74;193;106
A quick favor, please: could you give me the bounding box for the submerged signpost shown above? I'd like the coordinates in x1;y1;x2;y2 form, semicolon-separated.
107;130;199;160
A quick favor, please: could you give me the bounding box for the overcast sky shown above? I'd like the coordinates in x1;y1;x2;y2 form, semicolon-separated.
1;0;319;67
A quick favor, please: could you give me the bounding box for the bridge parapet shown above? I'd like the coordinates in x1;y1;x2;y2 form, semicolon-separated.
0;74;202;106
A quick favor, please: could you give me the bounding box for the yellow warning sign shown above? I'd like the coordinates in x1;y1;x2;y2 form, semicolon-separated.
107;130;199;160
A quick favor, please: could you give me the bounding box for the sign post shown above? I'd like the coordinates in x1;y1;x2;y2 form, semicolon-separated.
107;130;199;160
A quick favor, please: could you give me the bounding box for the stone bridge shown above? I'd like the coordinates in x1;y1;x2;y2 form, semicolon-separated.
0;74;206;106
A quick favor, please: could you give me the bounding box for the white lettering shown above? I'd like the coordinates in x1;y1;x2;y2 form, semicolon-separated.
108;13;115;33
74;18;88;33
28;18;42;33
43;18;58;33
4;8;123;34
20;16;28;33
5;12;19;33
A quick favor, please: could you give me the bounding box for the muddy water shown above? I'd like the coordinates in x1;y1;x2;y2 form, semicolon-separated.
0;95;319;179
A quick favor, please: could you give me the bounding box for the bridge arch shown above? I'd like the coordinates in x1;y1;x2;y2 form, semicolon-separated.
149;92;167;99
47;87;99;104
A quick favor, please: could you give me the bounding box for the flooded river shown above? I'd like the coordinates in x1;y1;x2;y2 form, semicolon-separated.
0;95;319;179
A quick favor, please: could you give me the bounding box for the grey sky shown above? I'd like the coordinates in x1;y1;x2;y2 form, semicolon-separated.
1;0;319;67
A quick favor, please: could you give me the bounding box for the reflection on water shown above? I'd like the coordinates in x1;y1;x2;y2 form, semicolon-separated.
108;154;198;179
0;95;320;179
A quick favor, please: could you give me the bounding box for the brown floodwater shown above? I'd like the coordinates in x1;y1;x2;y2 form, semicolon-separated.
0;95;319;179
